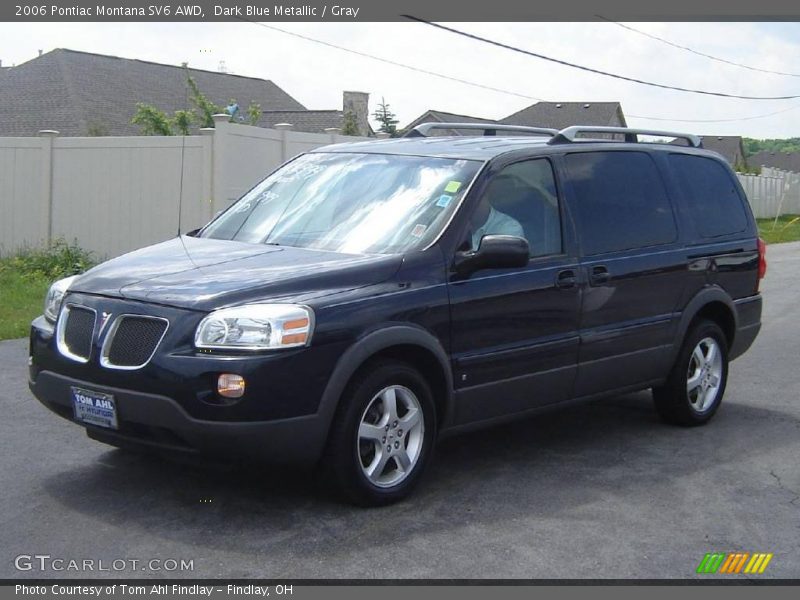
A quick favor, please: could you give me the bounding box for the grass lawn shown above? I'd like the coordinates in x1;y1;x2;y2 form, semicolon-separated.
757;214;800;244
0;264;49;341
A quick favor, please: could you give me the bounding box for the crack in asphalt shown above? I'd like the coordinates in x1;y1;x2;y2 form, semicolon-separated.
769;470;800;506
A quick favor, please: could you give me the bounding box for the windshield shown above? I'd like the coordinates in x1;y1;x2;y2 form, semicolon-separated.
200;152;482;254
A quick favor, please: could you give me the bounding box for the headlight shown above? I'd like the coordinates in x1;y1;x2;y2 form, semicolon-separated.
195;304;314;350
43;275;78;323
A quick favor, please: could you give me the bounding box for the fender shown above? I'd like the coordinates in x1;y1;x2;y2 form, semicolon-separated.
668;285;737;365
314;324;455;442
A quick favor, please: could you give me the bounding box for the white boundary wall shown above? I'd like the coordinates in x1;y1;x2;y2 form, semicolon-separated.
738;167;800;219
0;115;369;258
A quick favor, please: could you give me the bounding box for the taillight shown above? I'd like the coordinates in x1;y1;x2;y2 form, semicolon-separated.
757;237;767;290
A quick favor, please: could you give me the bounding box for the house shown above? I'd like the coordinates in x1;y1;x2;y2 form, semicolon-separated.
402;101;627;135
402;109;497;136
501;101;627;130
694;136;747;169
258;91;372;135
0;49;371;137
747;150;800;173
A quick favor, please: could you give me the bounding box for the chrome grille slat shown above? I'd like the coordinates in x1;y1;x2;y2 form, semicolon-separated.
100;315;169;370
56;305;96;363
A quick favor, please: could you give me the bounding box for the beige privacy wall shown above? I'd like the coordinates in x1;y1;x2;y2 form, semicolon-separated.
0;115;369;259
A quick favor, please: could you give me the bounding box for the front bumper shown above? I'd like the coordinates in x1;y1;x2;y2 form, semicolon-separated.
29;369;329;465
27;292;349;465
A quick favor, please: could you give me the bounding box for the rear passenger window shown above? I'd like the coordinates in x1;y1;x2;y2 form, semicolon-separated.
565;151;677;256
668;154;748;238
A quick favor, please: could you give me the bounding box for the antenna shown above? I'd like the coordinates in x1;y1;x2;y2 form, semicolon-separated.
177;132;186;236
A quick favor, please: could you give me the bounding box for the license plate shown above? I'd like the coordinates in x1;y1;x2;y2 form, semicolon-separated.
71;387;118;430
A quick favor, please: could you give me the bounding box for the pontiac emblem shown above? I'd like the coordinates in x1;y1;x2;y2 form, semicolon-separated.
98;311;112;333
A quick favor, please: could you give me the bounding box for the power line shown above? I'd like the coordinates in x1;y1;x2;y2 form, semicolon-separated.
403;16;800;101
628;102;800;123
240;19;546;102
600;18;800;78
241;19;800;125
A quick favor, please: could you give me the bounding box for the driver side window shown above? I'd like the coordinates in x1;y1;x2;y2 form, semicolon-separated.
468;159;562;257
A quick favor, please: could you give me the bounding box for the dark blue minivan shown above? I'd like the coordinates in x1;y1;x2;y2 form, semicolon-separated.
29;124;765;505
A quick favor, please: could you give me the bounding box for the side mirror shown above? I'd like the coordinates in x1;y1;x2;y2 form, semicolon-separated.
454;234;530;276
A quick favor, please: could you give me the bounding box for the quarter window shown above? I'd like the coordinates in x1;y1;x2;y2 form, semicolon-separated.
565;151;677;256
668;154;748;238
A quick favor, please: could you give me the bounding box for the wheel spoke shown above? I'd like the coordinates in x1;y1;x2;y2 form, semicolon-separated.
708;374;720;388
366;448;391;479
399;408;421;431
687;371;703;393
359;422;384;442
395;448;412;472
705;342;717;365
693;346;705;366
381;388;398;421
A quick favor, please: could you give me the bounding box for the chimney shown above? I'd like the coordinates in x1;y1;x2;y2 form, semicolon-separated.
38;49;43;57
343;91;369;136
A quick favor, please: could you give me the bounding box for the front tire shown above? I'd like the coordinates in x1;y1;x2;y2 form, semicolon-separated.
653;319;729;426
325;360;436;506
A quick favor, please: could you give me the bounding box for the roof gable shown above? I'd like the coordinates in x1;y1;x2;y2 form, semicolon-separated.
502;102;626;130
0;48;306;136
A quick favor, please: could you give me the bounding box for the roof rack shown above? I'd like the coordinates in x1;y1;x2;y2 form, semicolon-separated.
405;122;558;138
548;126;703;148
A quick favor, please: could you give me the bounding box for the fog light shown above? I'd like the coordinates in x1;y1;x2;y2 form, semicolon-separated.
218;374;245;398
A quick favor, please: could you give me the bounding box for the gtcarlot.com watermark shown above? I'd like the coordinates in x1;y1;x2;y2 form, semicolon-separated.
14;554;194;573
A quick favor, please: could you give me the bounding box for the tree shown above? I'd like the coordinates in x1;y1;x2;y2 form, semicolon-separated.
171;110;195;135
247;102;262;126
187;75;223;128
341;111;360;136
131;103;174;136
372;97;399;136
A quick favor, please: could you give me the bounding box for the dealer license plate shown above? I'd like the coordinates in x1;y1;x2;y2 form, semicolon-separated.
71;386;118;430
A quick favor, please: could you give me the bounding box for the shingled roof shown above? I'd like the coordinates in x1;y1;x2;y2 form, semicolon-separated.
0;49;305;136
402;109;497;136
501;102;626;130
748;150;800;173
403;102;627;136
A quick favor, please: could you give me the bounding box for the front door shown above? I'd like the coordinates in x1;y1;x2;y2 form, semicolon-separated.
448;157;581;425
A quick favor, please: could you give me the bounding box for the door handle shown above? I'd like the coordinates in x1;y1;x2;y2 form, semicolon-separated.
556;269;577;289
589;265;610;285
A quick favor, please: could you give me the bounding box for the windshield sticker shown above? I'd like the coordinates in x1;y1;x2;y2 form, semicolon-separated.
444;181;462;193
273;163;324;184
411;224;427;238
232;190;279;214
436;194;453;208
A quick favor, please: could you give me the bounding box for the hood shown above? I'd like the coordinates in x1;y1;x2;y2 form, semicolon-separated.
70;236;403;311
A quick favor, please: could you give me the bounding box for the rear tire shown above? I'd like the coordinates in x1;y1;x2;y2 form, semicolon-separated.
324;360;436;506
653;319;729;426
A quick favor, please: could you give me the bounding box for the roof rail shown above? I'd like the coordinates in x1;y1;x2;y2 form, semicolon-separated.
405;122;558;138
548;126;703;148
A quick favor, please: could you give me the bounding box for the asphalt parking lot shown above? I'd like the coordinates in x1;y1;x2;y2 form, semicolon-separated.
1;242;798;580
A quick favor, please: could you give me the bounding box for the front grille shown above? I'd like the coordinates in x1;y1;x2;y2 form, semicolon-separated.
102;316;168;369
60;306;95;361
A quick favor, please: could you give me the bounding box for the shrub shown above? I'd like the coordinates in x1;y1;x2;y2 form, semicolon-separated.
1;240;96;281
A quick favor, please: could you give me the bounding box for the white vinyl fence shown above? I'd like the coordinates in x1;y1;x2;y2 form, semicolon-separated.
737;167;800;219
0;115;369;259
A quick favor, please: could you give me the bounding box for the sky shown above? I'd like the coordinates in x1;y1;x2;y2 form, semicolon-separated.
2;21;800;138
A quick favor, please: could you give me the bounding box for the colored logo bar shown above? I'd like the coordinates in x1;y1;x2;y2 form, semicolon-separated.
697;552;773;574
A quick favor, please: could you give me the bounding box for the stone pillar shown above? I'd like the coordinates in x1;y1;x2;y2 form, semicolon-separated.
343;91;370;137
